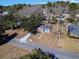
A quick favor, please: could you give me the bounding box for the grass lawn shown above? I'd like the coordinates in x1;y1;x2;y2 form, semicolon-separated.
0;44;30;59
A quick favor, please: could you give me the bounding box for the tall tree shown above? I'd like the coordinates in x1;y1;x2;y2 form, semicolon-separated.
20;48;56;59
0;15;16;30
0;25;5;35
69;3;78;18
47;1;52;7
56;1;66;7
69;3;78;12
65;1;70;6
20;13;42;34
0;25;5;45
41;4;46;9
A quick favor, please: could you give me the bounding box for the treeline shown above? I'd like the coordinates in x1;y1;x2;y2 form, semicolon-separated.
0;1;79;11
42;1;79;20
0;4;28;12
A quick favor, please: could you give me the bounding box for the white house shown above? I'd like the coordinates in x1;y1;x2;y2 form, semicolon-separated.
3;11;9;15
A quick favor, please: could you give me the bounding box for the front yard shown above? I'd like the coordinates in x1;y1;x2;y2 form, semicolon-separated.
28;25;58;48
28;24;79;53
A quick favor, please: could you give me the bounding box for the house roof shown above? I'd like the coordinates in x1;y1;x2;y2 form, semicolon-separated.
68;24;79;35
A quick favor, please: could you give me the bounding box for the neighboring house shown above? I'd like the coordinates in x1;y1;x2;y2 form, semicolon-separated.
43;6;69;20
76;14;79;17
67;24;79;37
76;14;79;20
0;11;9;16
57;16;65;21
37;24;51;33
62;14;70;18
52;5;69;14
3;11;8;15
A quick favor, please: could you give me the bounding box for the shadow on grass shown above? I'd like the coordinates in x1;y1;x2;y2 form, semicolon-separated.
46;52;58;59
0;33;17;46
37;48;58;59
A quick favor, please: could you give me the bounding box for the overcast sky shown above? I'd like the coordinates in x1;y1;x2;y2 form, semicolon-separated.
0;0;79;6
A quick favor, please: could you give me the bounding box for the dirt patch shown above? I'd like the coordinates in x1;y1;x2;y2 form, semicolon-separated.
0;44;30;59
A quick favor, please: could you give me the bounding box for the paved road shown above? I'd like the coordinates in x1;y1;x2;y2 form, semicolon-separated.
8;38;79;59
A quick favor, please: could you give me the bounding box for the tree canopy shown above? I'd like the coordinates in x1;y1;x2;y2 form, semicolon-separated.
20;48;56;59
69;3;78;12
20;13;43;34
68;3;78;18
0;4;27;12
0;24;5;45
47;1;52;7
0;15;17;30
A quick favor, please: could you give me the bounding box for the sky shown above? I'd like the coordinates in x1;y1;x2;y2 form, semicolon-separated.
0;0;79;6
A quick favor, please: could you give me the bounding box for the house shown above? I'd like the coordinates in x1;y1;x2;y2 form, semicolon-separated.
67;24;79;37
3;11;8;15
37;24;51;33
43;8;50;20
52;5;69;14
43;7;69;21
62;14;70;18
56;15;67;22
76;14;79;21
0;11;9;16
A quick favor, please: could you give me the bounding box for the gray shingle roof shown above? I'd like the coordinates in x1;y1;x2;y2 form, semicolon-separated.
68;24;79;35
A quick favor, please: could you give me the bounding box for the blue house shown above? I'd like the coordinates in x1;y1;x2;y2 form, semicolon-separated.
37;24;51;33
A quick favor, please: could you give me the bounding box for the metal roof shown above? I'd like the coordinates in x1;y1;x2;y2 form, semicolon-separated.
68;24;79;35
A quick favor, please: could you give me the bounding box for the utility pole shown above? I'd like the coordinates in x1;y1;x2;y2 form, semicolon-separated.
46;5;49;24
56;17;61;48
